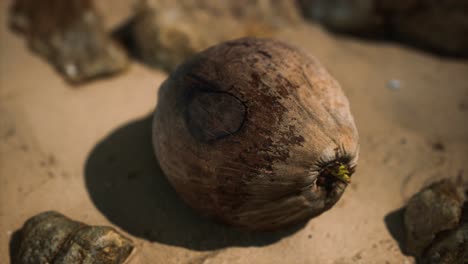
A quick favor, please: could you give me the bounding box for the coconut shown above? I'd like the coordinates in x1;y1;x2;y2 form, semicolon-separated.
152;37;359;230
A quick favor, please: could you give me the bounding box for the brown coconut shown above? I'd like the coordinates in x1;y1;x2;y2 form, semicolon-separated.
152;37;359;231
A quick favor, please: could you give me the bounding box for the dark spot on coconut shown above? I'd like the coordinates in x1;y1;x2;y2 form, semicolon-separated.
185;91;247;142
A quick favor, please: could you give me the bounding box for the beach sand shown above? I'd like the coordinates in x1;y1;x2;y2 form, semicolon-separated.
1;1;467;263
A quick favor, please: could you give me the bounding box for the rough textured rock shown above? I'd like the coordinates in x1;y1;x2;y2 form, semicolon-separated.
131;0;302;71
404;179;466;257
9;0;129;84
15;211;134;264
424;224;468;264
297;0;468;56
153;37;359;231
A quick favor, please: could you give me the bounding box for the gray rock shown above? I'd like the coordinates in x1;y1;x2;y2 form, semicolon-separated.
404;179;465;257
10;0;129;84
131;0;302;71
15;211;134;264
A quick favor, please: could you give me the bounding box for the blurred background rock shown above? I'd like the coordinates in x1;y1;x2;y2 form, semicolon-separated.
128;0;302;72
297;0;468;57
9;0;468;83
9;0;129;84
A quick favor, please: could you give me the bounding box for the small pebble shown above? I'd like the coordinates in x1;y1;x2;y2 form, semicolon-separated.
387;79;401;90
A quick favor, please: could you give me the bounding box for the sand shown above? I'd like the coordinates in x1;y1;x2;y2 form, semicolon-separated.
1;0;468;263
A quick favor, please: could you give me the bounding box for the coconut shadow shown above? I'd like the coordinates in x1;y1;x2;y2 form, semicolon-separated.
84;114;304;251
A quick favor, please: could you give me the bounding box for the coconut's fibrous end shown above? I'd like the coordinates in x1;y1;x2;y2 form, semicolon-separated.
15;211;135;264
153;37;359;231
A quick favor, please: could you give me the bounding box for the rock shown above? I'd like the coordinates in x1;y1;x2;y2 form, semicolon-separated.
131;0;302;71
387;79;401;90
297;0;468;56
15;211;134;264
424;224;468;264
403;179;466;257
9;0;129;84
392;1;468;57
297;0;383;33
